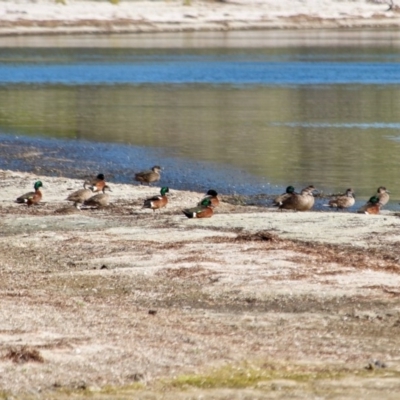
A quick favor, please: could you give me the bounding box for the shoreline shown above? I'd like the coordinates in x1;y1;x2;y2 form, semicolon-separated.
0;0;399;37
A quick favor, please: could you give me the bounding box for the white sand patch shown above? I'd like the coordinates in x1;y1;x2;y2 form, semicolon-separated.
0;0;398;35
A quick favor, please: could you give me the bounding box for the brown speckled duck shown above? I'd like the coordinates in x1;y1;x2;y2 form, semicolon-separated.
83;185;112;208
328;188;355;210
134;166;162;186
66;184;94;209
376;186;390;206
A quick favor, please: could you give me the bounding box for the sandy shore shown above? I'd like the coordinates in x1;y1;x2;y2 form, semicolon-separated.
1;169;400;398
0;0;399;36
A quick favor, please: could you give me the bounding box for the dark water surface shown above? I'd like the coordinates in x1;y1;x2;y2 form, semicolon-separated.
1;30;400;203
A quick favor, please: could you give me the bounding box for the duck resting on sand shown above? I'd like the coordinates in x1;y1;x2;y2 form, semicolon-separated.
16;181;43;207
199;189;220;208
183;198;213;219
83;185;112;208
66;184;95;209
142;186;169;212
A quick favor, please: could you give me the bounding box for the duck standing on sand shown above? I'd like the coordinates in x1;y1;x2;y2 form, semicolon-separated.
66;184;94;209
358;196;381;214
16;181;43;207
142;186;169;212
279;185;316;211
134;166;162;186
327;188;355;210
183;198;213;219
199;189;220;207
83;185;112;208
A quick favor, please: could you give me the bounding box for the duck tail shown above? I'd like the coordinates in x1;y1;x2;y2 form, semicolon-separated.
142;200;151;209
182;210;195;218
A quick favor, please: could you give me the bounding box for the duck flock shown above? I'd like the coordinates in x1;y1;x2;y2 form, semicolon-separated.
273;185;390;215
14;166;218;218
15;165;390;217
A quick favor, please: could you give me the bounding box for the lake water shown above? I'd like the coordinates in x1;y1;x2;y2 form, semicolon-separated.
1;30;400;205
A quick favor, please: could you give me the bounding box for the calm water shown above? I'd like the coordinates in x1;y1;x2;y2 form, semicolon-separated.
1;30;400;203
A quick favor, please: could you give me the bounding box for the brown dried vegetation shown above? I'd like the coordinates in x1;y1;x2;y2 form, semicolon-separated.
4;346;44;364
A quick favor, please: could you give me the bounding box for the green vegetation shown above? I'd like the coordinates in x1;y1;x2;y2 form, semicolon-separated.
167;362;347;389
164;361;400;391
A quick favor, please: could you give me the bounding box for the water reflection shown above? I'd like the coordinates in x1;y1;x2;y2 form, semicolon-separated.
1;83;400;199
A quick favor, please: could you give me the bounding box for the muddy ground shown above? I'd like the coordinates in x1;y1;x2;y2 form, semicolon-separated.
1;169;400;399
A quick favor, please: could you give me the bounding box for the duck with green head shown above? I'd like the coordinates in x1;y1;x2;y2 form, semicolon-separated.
143;186;169;212
273;186;296;206
279;185;316;211
16;181;43;207
358;196;381;214
199;189;220;207
183;198;213;219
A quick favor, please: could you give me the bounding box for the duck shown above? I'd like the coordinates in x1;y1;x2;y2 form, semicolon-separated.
16;181;43;207
142;186;169;212
327;188;355;210
134;166;162;186
183;198;213;219
273;186;296;206
83;185;112;208
301;185;317;210
85;173;106;192
358;196;381;214
199;189;220;207
66;184;94;209
376;186;390;206
279;185;316;211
